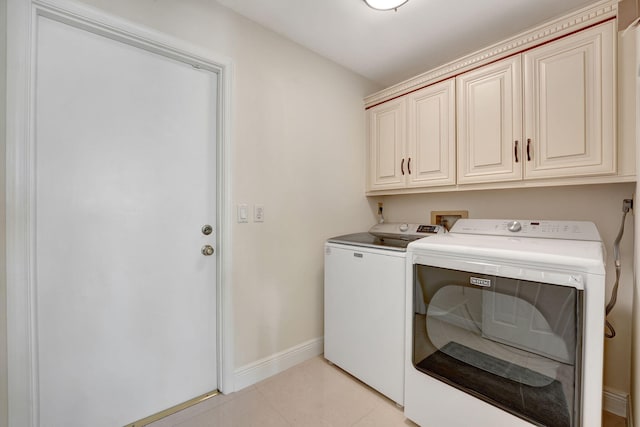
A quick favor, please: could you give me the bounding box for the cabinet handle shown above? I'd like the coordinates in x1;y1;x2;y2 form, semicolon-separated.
401;158;405;175
527;138;531;161
514;141;519;163
407;157;412;174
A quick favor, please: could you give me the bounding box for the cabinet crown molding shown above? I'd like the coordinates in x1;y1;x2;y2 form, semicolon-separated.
364;0;618;108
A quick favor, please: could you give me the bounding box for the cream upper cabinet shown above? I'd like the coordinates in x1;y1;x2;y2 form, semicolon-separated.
406;79;456;187
523;21;615;179
367;97;406;191
457;20;615;185
367;79;455;191
365;5;627;195
457;56;523;184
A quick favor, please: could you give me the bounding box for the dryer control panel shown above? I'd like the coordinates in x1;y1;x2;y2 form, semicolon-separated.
450;219;601;241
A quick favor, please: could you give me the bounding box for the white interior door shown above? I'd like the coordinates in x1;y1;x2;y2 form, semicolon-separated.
34;15;218;427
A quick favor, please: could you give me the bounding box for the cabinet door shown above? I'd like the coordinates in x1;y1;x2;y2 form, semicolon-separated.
457;56;523;184
406;79;456;187
367;98;406;190
523;21;615;179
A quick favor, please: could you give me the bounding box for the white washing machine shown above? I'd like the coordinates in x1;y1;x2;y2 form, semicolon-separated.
404;219;605;427
324;223;444;405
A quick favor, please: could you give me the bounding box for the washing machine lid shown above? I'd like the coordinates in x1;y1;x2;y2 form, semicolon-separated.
408;219;605;276
328;223;445;252
327;232;410;251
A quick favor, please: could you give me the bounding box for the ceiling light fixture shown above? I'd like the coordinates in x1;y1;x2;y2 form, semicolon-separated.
363;0;408;11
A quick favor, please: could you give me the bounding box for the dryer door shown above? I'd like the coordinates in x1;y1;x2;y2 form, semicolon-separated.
412;264;583;427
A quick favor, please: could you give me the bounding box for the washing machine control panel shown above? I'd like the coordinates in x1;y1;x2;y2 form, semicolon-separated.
450;219;601;241
369;223;445;240
416;225;441;234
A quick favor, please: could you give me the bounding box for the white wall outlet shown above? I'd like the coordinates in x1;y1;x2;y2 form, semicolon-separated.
237;204;249;223
254;204;265;222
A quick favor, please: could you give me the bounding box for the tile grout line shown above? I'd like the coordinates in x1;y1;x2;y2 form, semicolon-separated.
349;404;379;426
253;376;296;426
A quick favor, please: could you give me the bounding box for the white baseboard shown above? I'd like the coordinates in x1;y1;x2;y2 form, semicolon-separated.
604;388;629;418
233;337;324;392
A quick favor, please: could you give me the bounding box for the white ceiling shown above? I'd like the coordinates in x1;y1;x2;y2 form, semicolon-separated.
216;0;601;87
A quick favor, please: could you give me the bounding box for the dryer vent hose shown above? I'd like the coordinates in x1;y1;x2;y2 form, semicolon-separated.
604;198;633;339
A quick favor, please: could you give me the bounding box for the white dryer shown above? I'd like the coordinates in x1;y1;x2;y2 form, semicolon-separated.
404;219;605;427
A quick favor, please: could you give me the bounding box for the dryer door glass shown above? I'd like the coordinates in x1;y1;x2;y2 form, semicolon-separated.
412;265;583;427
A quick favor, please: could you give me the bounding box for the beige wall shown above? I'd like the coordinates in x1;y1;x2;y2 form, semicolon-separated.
619;0;640;31
1;0;8;424
375;182;636;394
71;0;380;373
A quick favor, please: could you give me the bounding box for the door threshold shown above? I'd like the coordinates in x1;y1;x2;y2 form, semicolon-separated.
125;390;220;427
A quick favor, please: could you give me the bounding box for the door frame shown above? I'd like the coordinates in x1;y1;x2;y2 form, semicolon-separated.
6;0;234;425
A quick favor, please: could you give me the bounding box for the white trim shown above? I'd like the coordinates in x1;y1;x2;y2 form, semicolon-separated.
217;54;235;395
6;0;234;424
364;0;618;107
33;0;226;71
604;388;629;418
233;338;324;392
6;0;36;425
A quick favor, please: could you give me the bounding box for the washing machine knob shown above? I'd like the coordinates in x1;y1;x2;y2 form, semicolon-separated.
399;223;409;232
507;220;522;232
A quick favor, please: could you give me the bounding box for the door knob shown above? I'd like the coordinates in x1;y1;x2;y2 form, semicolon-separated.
202;224;213;235
201;245;214;256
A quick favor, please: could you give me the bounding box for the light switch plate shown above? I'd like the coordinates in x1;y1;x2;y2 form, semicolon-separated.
254;204;264;222
237;204;248;223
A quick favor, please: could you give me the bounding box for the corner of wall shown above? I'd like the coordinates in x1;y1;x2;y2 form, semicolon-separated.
632;23;640;427
0;0;7;425
618;0;640;32
620;24;638;177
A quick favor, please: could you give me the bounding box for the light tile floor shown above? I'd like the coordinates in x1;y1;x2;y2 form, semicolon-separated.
149;356;626;427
